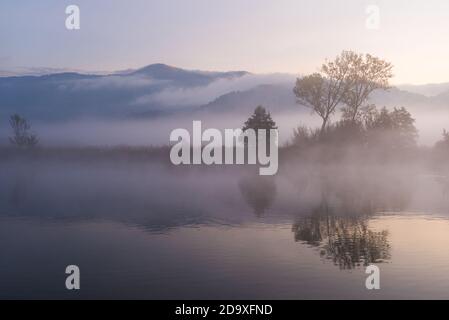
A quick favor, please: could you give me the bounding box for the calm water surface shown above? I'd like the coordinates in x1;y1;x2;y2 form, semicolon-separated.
1;160;449;299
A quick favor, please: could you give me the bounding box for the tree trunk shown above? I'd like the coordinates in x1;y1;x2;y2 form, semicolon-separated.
320;117;328;134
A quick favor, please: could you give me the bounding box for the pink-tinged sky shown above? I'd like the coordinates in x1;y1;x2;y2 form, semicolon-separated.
1;0;449;84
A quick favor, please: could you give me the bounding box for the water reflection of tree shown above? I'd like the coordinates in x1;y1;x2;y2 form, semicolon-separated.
292;214;390;270
9;169;31;211
238;168;395;268
239;175;276;217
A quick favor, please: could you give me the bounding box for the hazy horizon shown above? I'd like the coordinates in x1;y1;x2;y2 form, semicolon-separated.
4;62;449;88
3;0;449;84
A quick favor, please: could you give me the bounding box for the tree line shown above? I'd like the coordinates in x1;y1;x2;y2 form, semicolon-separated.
243;50;447;156
4;50;449;156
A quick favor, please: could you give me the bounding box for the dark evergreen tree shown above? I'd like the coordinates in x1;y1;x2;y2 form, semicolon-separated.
243;105;277;131
242;106;277;149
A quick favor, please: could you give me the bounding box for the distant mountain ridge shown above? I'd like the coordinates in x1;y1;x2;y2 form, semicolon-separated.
131;63;248;83
0;63;250;120
0;63;448;122
398;83;449;97
197;84;297;115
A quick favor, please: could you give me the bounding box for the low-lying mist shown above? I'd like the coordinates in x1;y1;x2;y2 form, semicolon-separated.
1;149;449;234
0;107;447;147
0;111;318;147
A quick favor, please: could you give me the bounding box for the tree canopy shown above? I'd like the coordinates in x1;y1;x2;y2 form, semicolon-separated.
294;50;393;132
9;114;39;147
243;106;277;131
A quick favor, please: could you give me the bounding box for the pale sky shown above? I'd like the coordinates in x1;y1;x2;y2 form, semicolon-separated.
1;0;449;84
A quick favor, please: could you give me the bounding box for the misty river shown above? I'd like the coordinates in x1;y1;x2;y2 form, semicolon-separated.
1;156;449;299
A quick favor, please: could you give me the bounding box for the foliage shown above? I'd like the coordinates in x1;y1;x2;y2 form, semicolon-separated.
290;105;418;153
341;52;393;122
242;106;277;148
242;105;277;131
293;50;392;133
9;114;39;147
434;129;449;150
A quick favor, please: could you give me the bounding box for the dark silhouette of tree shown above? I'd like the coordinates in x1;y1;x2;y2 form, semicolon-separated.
242;106;277;149
293;73;329;133
243;106;277;132
9;114;38;147
366;106;418;150
291;125;319;148
430;131;449;180
290;102;418;157
436;129;449;150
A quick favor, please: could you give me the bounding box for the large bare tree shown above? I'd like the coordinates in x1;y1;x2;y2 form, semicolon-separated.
293;51;354;133
341;52;393;122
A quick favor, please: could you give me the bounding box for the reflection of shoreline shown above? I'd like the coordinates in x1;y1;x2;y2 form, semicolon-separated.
292;214;390;270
